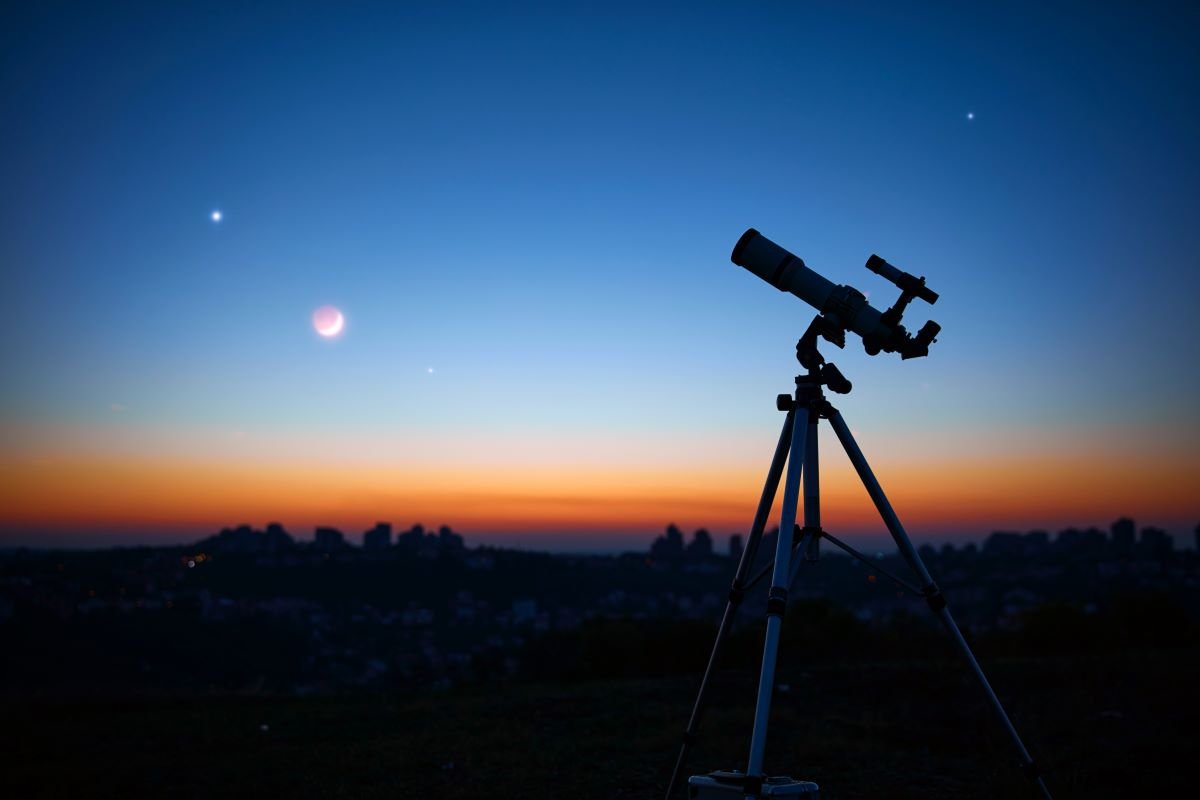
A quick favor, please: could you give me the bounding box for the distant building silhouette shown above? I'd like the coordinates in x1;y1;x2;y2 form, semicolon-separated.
1055;527;1083;552
756;526;780;562
650;524;686;563
1057;527;1106;556
687;529;713;560
363;522;392;551
1024;531;1049;555
392;523;464;558
729;534;744;563
263;522;295;552
985;530;1062;558
1111;517;1136;555
1138;526;1173;559
1079;527;1107;555
397;524;426;549
983;531;1024;557
314;527;347;552
198;522;295;555
438;525;465;552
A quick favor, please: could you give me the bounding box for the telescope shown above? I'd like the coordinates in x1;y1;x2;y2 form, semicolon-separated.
663;231;1053;800
731;228;940;360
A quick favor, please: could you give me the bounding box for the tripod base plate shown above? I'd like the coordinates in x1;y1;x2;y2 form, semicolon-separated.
689;772;819;798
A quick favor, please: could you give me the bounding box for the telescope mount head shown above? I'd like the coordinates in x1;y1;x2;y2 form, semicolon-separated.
796;314;853;395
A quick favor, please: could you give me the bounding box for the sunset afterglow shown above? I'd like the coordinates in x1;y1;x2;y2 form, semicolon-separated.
2;415;1194;550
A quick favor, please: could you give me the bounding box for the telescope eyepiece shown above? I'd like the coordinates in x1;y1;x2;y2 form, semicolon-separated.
915;320;941;347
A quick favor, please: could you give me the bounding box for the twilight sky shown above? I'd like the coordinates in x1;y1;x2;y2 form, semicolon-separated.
2;1;1197;551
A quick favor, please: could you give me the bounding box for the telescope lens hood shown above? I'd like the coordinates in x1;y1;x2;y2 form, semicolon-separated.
731;228;761;267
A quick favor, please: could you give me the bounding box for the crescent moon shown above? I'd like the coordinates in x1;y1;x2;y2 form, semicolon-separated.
313;306;345;338
318;312;344;337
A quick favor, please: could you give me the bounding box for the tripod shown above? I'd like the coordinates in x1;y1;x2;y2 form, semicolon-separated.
665;331;1053;800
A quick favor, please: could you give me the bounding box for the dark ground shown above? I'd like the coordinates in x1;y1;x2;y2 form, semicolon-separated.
2;648;1193;799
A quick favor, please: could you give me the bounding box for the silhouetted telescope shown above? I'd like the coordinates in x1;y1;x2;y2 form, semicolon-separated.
732;228;941;359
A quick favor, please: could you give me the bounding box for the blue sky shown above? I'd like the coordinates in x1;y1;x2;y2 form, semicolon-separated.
2;1;1197;549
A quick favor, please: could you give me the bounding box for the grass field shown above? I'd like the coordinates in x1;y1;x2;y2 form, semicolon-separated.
3;649;1193;799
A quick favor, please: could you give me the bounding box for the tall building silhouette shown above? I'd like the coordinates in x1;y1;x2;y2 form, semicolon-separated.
687;529;713;559
650;524;686;563
1111;517;1136;555
363;522;392;551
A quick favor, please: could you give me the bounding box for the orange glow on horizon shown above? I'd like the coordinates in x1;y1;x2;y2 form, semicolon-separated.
2;440;1196;544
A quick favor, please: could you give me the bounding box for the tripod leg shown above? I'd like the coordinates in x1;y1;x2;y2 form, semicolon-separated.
827;411;1053;800
664;409;796;800
746;406;809;787
803;413;820;561
789;415;822;586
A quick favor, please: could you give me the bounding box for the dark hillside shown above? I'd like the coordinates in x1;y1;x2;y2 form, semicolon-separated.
3;649;1193;799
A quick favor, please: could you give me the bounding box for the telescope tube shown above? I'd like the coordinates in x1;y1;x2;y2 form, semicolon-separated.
731;228;888;345
731;228;837;312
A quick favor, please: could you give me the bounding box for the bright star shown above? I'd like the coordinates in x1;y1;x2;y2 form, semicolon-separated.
966;112;975;121
211;210;222;222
